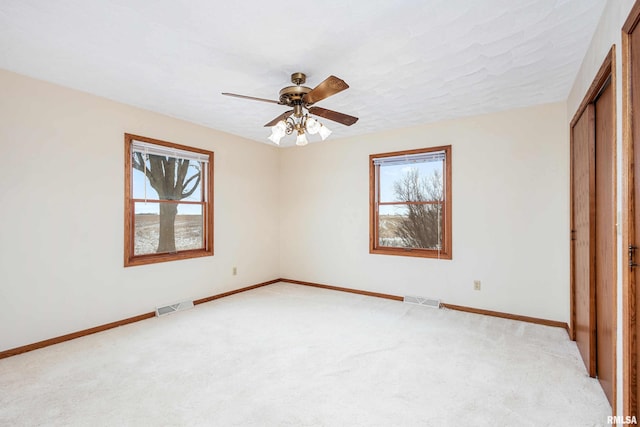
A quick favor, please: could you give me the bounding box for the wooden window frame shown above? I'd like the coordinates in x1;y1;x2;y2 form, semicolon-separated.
369;145;452;259
124;133;214;267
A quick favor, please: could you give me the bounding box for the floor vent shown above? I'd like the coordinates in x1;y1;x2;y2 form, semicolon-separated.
403;295;441;308
155;300;194;317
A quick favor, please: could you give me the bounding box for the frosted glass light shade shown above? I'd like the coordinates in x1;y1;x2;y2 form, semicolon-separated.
305;117;320;134
318;124;332;140
273;120;287;134
296;132;308;146
268;120;287;145
268;132;282;145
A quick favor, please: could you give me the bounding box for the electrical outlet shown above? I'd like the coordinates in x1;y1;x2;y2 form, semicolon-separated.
473;280;481;291
232;267;237;276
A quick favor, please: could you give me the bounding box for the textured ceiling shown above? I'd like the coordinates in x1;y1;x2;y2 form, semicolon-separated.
0;0;605;147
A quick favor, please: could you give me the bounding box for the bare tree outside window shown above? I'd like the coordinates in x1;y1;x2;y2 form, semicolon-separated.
132;153;201;253
370;146;451;259
380;168;443;249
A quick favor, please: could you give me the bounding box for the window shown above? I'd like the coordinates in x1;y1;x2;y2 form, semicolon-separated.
124;134;214;267
370;145;452;259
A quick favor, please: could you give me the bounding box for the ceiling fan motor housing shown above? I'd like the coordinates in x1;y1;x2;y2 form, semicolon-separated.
279;85;312;111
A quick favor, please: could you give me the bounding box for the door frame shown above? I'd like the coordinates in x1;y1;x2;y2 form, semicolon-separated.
623;1;640;418
569;44;617;405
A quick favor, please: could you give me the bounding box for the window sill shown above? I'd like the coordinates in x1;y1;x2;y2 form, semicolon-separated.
125;248;213;267
370;247;452;260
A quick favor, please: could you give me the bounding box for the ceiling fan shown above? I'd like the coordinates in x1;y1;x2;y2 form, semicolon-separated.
222;72;358;146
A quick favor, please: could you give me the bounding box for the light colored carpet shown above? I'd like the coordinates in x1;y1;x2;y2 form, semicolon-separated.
0;282;610;426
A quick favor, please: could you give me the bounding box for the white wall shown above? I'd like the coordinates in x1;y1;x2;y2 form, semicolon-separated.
279;102;569;322
0;69;280;352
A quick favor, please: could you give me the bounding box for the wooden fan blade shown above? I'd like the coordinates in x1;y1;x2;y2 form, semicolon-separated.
264;110;294;127
308;107;358;126
303;76;349;105
222;92;280;104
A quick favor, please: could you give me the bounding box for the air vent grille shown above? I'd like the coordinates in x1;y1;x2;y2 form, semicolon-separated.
403;295;441;308
155;300;194;317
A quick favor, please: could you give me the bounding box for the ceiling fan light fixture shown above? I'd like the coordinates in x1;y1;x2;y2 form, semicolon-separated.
318;124;332;141
268;120;287;144
268;132;283;145
274;120;287;134
305;116;320;134
296;131;308;146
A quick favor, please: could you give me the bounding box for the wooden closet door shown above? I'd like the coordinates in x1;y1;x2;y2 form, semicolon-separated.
634;25;640;417
572;104;596;377
627;8;640;415
571;46;616;410
595;78;616;407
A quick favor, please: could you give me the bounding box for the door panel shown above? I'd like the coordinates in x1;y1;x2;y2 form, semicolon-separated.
595;79;616;407
630;18;640;416
572;105;596;377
